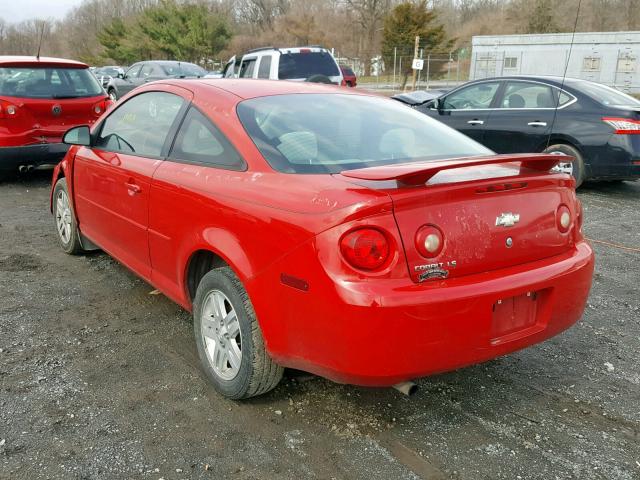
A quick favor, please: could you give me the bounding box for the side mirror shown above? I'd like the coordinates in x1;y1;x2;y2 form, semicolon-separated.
435;98;444;111
118;72;125;79
63;125;91;146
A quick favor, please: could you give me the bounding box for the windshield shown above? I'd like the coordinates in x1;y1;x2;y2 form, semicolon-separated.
0;67;103;99
278;52;340;79
237;94;493;174
160;63;206;77
578;81;640;107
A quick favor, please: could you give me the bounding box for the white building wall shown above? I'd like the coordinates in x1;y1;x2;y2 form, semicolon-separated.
470;31;640;93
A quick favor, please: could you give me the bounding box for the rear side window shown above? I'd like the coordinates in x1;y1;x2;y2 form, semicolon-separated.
96;92;184;157
169;107;245;170
239;58;256;78
257;56;272;79
278;52;340;79
500;82;555;108
0;67;103;98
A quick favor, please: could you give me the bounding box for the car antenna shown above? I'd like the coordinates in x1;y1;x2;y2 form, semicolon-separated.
546;0;582;149
36;22;45;60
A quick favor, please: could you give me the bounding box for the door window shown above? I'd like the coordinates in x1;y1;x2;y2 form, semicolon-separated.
95;92;184;157
169;107;245;170
257;56;272;79
140;64;156;79
500;81;556;109
125;64;142;79
239;58;257;78
442;82;500;110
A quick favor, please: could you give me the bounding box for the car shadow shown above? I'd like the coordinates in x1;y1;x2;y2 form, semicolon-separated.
0;166;54;187
580;179;640;198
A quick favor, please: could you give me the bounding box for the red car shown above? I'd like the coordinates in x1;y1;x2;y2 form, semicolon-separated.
0;56;111;178
340;66;357;87
51;79;594;399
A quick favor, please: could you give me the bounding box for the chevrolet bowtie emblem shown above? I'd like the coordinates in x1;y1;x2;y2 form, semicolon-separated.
496;212;520;227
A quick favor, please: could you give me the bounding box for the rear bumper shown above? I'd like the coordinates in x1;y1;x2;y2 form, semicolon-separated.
0;143;68;172
251;241;595;386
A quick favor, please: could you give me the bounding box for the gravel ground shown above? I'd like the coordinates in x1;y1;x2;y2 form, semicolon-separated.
1;170;639;480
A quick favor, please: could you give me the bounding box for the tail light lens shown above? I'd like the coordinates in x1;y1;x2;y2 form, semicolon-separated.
602;117;640;134
92;98;114;116
340;228;390;271
557;205;572;233
415;225;444;258
0;100;18;119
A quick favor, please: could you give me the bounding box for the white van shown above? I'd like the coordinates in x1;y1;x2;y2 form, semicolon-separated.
223;46;344;85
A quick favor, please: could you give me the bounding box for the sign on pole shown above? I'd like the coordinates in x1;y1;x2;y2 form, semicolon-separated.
412;58;424;71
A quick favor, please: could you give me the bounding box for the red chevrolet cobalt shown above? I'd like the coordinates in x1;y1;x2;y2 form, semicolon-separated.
51;80;594;399
0;56;111;178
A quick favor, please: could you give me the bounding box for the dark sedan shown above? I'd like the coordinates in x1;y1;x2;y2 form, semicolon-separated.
106;60;206;101
396;76;640;186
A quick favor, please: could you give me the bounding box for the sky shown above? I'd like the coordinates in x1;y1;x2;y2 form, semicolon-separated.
0;0;85;24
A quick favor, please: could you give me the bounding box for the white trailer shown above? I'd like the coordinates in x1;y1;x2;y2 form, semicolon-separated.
470;31;640;93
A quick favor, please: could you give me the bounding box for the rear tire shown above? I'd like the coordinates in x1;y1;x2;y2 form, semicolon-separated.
108;89;118;101
53;178;85;255
193;267;283;399
543;143;585;187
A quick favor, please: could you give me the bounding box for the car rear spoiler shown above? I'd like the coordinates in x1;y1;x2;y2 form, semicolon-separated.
340;154;572;186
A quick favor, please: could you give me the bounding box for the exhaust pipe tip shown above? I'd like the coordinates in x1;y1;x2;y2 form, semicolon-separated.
393;381;418;396
18;165;27;173
27;165;35;172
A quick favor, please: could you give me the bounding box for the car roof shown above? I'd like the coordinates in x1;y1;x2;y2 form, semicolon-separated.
138;60;200;66
471;75;591;88
174;78;366;100
0;56;88;69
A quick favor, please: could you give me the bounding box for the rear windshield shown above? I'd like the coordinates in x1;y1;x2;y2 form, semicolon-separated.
160;63;206;77
278;52;340;79
578;81;640;107
237;94;493;174
0;67;103;99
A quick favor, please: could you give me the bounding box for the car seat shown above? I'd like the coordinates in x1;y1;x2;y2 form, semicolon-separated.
507;94;525;108
536;91;555;108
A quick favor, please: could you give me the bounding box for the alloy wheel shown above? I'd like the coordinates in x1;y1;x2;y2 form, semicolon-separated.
55;190;72;245
200;290;242;380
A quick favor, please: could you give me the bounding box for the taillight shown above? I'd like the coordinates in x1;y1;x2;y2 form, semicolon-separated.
556;205;572;233
415;225;444;258
602;117;640;134
340;228;390;271
0;100;18;119
92;98;113;116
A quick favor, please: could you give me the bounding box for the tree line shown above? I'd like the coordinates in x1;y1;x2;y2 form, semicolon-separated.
0;0;638;72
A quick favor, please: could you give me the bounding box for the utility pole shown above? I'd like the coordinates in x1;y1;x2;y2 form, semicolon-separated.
411;35;419;91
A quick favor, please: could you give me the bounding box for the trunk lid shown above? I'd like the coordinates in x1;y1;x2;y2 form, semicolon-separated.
341;154;579;283
0;94;105;144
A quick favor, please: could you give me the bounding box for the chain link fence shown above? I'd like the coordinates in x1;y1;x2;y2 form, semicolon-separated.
335;47;469;94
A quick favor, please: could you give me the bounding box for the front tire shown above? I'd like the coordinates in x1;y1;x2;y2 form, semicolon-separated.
53;178;85;255
193;267;283;399
108;89;118;101
543;143;585;187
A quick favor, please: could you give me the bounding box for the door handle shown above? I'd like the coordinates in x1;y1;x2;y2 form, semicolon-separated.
125;181;142;195
527;121;548;127
467;120;484;125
